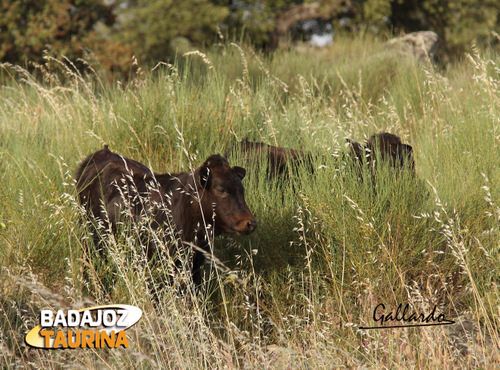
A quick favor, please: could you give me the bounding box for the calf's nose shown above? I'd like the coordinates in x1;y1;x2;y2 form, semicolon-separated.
247;219;257;232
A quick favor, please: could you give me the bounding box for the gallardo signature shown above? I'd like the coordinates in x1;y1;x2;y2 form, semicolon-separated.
360;303;455;330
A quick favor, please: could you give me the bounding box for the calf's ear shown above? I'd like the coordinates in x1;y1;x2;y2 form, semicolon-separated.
233;166;246;180
347;139;364;159
199;166;212;188
402;144;413;153
402;144;414;162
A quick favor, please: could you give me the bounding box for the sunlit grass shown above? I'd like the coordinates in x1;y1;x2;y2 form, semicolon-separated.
0;37;498;367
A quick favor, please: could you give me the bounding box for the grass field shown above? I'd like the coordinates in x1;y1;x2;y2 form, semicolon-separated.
0;36;499;368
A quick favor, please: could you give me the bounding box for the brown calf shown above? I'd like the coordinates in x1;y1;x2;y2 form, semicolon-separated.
226;134;413;184
347;132;415;173
75;146;256;285
225;138;314;180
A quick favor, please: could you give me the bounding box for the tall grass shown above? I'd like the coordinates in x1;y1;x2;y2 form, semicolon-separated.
0;36;498;367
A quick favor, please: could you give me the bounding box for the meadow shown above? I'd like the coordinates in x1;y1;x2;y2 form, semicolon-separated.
0;36;499;367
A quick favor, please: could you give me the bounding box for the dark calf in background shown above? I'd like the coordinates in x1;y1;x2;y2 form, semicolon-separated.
224;138;314;181
347;132;415;176
225;134;414;184
75;146;256;285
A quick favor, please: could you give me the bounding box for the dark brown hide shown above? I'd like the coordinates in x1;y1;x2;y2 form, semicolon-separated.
346;138;365;164
75;146;256;285
365;133;415;171
225;138;314;179
346;133;415;174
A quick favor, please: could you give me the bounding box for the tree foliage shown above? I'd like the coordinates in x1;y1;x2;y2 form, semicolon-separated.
224;0;302;48
0;0;133;75
1;0;499;71
116;0;230;63
355;0;500;58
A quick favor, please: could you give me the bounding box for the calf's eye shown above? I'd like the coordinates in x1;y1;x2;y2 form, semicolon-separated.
216;188;226;195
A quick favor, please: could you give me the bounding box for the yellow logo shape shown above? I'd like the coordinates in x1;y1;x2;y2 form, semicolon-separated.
25;304;142;349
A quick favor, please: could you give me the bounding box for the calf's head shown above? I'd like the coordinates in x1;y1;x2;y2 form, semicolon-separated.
366;133;415;171
196;154;256;236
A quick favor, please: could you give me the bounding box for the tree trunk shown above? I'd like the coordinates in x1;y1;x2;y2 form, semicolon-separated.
269;1;351;50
